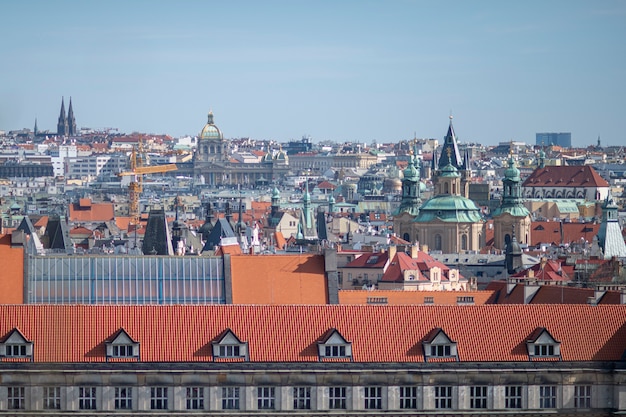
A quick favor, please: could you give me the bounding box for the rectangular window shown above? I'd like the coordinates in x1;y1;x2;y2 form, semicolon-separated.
434;386;452;409
112;344;134;357
257;387;275;410
43;386;61;409
470;386;488;409
329;387;347;409
222;387;240;410
400;386;417;409
218;344;241;357
150;387;168;410
574;385;591;408
424;296;434;304
186;387;204;410
534;344;555;356
115;387;132;410
505;386;522;409
539;385;556;408
430;344;452;357
5;344;27;357
325;345;347;357
364;386;382;409
293;387;311;410
7;386;25;410
79;386;97;410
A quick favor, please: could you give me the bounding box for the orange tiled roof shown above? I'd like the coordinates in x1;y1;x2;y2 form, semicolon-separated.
230;254;328;304
0;304;624;363
68;201;114;222
0;235;24;303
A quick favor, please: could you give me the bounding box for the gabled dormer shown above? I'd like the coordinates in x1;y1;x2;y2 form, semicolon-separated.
422;328;458;362
0;328;33;361
317;328;352;361
105;328;140;361
212;329;248;361
526;327;561;360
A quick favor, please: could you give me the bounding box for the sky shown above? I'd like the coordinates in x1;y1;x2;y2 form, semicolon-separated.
1;1;625;147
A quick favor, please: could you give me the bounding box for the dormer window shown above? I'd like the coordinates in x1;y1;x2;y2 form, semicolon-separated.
526;327;560;360
318;329;352;361
1;328;33;360
105;328;139;360
212;329;248;361
422;328;458;362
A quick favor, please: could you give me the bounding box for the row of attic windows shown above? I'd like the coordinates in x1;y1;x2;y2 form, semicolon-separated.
0;327;562;362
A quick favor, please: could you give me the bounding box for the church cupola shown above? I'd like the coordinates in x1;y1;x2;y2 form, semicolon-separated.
395;147;421;216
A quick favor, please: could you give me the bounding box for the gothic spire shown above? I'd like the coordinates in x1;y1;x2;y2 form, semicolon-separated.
438;115;463;170
67;97;77;136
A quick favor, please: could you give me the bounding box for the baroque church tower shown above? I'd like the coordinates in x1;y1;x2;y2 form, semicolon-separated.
492;151;531;250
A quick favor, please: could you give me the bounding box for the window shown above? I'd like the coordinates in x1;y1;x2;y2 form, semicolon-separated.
505;386;522;409
293;387;311;410
325;345;346;357
7;386;24;410
186;387;204;410
257;387;275;410
43;386;61;409
434;386;452;409
329;387;346;409
5;344;27;357
430;344;452;357
150;387;168;410
115;387;132;410
574;385;591;408
364;386;382;409
222;387;240;410
424;296;434;304
539;385;556;408
219;345;241;357
534;344;555;356
112;344;135;358
79;386;97;410
470;386;487;409
400;386;417;409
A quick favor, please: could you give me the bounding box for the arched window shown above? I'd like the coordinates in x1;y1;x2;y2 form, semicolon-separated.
203;145;208;155
434;234;442;251
461;235;468;251
444;183;449;194
403;232;410;242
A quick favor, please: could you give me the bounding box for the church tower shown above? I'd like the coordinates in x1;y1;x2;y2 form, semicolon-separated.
596;194;626;259
395;144;421;217
67;97;77;136
492;152;531;250
433;116;471;198
57;97;69;136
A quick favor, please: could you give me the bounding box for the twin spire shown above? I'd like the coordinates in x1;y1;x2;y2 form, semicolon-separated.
57;96;77;136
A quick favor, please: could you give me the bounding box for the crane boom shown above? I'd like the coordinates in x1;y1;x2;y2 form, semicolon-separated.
118;164;178;177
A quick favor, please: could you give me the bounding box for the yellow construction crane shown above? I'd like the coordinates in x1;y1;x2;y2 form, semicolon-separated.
118;145;177;226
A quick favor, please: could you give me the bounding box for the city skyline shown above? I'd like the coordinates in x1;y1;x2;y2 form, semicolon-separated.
1;0;625;146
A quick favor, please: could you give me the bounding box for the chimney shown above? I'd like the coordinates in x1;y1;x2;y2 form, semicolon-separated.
388;245;397;261
523;282;540;304
410;244;418;259
506;278;516;295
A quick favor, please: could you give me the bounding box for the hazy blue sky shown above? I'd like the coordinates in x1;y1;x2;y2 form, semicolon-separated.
1;0;625;146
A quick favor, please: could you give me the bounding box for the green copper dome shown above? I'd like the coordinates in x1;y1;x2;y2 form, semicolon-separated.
403;162;418;180
504;155;520;181
439;163;460;178
413;195;483;223
200;111;222;139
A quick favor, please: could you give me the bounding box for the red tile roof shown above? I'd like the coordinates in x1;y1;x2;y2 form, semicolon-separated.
68;201;115;222
0;304;624;362
522;165;609;187
339;290;494;305
511;259;570;282
345;252;389;269
530;221;599;246
486;280;624;305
